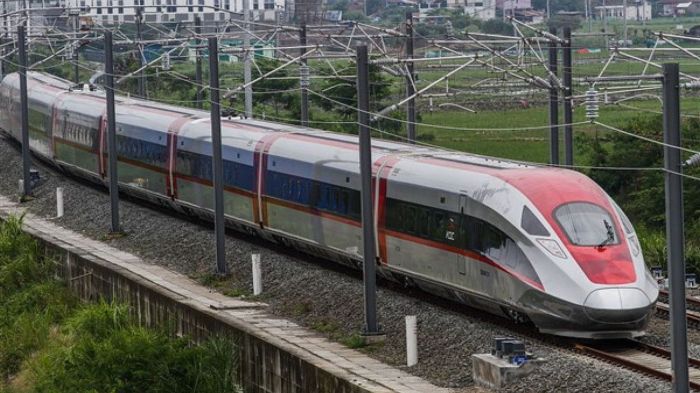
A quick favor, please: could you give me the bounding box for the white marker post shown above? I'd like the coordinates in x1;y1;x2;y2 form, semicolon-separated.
406;315;418;367
17;179;23;195
252;253;262;295
56;187;64;218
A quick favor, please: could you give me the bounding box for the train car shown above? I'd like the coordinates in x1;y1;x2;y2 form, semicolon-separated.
0;71;659;338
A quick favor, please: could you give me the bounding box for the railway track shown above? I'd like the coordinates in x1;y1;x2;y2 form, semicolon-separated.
656;289;700;326
575;340;700;389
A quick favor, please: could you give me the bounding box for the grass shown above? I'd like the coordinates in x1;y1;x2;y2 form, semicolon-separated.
0;216;242;393
194;272;250;298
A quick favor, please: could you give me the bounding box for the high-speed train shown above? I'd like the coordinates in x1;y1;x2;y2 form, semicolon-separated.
0;71;659;338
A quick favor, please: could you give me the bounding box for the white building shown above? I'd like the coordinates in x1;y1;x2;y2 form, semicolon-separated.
418;0;495;20
464;0;496;20
5;0;286;28
595;1;652;21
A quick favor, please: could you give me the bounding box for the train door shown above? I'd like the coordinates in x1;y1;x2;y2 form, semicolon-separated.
457;194;469;277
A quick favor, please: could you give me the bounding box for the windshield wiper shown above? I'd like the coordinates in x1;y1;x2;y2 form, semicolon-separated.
596;219;615;249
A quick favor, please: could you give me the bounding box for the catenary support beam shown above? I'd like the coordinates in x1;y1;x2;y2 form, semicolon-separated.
405;11;416;143
136;9;145;98
195;16;203;109
563;27;573;167
18;25;31;199
356;44;381;338
208;36;228;276
548;27;559;165
300;22;309;126
663;62;689;393
104;31;121;233
243;0;253;118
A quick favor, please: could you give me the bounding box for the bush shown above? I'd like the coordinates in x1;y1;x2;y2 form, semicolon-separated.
28;304;241;393
0;216;67;379
0;216;240;393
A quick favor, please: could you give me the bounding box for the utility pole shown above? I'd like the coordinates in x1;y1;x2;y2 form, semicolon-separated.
588;0;593;32
663;62;689;393
546;0;550;19
72;10;79;84
18;25;31;199
195;16;203;109
243;0;253;118
0;0;6;81
300;22;309;126
356;44;383;341
208;36;229;276
405;11;416;143
623;0;628;45
136;8;145;98
563;27;573;167
104;31;121;234
603;0;609;49
548;27;559;165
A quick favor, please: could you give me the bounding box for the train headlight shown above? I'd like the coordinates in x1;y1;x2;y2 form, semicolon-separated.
629;235;640;257
537;239;567;259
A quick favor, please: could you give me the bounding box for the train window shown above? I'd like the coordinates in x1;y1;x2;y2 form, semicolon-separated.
612;200;633;234
418;208;430;238
309;182;320;207
554;202;619;247
521;206;549;236
339;190;349;215
432;211;446;241
405;206;417;234
332;189;340;211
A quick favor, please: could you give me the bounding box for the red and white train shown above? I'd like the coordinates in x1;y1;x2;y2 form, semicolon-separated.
0;71;659;338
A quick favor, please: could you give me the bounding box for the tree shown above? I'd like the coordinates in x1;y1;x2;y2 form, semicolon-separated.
481;19;513;36
248;57;299;118
579;115;700;273
312;61;402;135
532;0;585;13
547;15;583;31
583;115;700;235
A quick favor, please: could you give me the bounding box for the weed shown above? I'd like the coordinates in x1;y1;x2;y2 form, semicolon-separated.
340;334;367;349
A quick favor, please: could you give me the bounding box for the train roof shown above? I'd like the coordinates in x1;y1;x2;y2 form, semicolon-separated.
2;71;619;229
11;72;537;171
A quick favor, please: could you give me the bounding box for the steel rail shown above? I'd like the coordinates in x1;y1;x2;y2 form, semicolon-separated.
575;340;700;389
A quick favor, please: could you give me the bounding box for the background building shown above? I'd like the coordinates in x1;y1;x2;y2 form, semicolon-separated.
464;0;496;20
595;1;652;21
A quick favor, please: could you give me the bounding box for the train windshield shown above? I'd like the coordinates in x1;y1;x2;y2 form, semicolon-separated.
554;202;619;247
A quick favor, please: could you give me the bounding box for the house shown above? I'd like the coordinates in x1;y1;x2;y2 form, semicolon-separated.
594;0;652;21
496;0;531;18
494;0;542;22
464;0;496;20
660;0;700;17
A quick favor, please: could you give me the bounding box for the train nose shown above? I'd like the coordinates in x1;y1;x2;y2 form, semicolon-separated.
583;288;653;324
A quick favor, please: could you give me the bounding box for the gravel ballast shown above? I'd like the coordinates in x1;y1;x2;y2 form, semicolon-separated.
0;134;679;392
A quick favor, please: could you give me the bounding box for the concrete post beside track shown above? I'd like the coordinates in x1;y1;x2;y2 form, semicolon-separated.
252;253;262;295
56;187;64;218
406;315;417;367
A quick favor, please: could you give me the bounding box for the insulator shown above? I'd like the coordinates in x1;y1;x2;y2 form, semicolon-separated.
684;80;700;90
585;88;599;120
162;52;171;71
686;153;700;168
299;65;310;88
